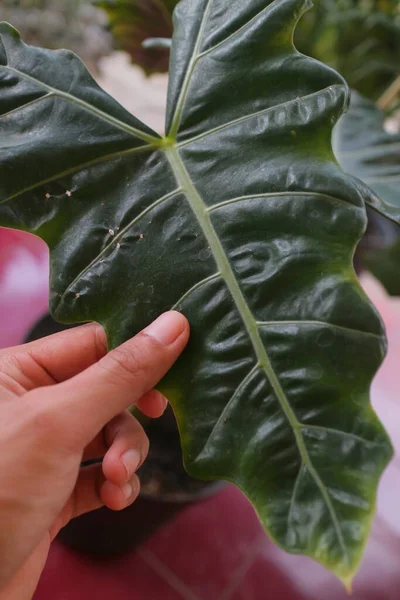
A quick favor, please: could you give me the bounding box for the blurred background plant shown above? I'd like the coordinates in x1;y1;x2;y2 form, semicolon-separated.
95;0;178;75
94;0;400;101
295;0;400;102
1;0;112;72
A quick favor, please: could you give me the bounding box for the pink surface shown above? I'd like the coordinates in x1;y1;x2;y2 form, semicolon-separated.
0;229;49;348
1;229;400;598
34;487;306;600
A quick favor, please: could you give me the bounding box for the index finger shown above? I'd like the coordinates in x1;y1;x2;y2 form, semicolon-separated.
0;322;107;387
35;311;189;442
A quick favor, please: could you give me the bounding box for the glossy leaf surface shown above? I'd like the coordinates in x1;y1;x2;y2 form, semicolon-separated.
0;0;393;583
96;0;177;75
334;92;400;294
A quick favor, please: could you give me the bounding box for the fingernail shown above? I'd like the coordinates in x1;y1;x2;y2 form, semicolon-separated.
122;482;133;499
161;395;168;413
143;311;187;346
121;449;141;478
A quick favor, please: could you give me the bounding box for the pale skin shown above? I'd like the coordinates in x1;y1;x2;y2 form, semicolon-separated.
0;311;189;600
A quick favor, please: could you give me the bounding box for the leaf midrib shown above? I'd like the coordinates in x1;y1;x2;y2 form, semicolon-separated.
1;11;350;563
164;143;349;564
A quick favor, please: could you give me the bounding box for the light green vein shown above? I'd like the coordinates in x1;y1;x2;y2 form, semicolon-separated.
56;188;182;308
256;320;382;340
167;0;215;138
301;424;384;448
5;65;160;145
176;85;343;149
195;364;261;462
206;190;363;213
0;92;54;119
197;0;285;60
0;144;154;205
164;143;349;565
171;272;221;310
287;465;304;533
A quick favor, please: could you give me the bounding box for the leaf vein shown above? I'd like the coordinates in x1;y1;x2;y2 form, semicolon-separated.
171;272;221;310
5;66;160;145
164;144;349;565
197;0;284;60
0;144;154;205
168;0;215;137
176;85;344;148
55;188;183;309
300;424;385;448
256;320;382;340
0;92;54;119
207;191;363;213
287;466;304;534
194;364;260;462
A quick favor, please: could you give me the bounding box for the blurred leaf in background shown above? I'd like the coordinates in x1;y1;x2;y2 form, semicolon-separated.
334;92;400;294
294;0;400;101
95;0;178;75
93;0;400;91
1;0;113;72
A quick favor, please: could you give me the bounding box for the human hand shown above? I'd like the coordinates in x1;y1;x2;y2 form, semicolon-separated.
0;311;189;600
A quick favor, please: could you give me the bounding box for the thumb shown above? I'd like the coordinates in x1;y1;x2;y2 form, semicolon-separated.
34;311;189;442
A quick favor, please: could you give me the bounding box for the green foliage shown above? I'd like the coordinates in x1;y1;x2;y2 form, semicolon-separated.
96;0;400;94
295;0;400;101
0;0;393;583
334;91;400;293
365;238;400;295
95;0;178;75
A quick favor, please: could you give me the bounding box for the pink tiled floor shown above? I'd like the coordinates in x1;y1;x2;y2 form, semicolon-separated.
34;487;306;600
2;230;400;598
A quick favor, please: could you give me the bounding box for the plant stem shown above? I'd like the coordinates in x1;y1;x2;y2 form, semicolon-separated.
377;75;400;111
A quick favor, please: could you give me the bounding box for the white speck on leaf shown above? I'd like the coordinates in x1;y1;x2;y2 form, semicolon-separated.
116;242;121;249
66;190;72;197
109;229;115;236
138;233;144;240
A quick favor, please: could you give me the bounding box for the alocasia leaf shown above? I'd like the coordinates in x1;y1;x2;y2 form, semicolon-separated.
334;91;400;224
334;92;400;294
0;0;393;584
96;0;177;75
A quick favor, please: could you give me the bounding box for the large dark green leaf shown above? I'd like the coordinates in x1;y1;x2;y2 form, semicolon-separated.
96;0;177;75
334;92;400;294
0;0;393;584
334;91;400;224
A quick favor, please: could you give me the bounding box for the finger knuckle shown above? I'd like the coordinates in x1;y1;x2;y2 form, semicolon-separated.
101;340;153;387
